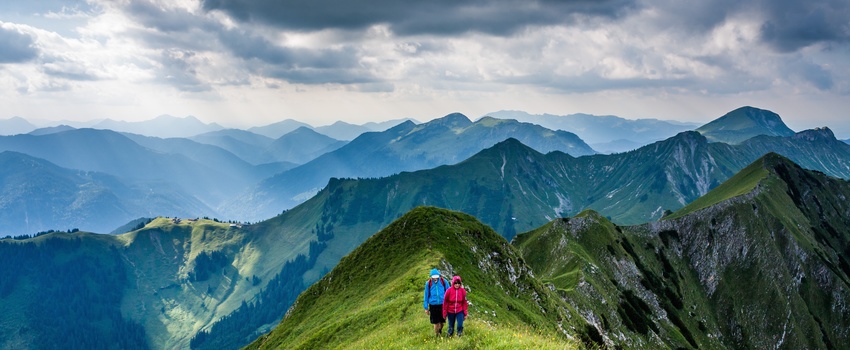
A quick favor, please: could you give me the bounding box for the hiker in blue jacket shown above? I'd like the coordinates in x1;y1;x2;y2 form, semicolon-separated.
423;268;449;337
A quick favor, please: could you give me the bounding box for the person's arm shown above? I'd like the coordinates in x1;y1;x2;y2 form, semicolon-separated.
423;281;429;311
442;289;451;318
463;289;469;316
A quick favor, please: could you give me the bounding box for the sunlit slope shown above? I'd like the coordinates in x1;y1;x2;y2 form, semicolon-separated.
247;207;585;349
0;213;324;350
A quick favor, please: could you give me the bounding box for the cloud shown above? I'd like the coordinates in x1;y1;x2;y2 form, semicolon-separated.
156;49;212;92
0;25;39;63
783;56;835;91
758;0;850;52
200;0;638;36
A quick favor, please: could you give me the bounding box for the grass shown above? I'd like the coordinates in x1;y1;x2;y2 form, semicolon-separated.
665;155;769;220
246;207;576;350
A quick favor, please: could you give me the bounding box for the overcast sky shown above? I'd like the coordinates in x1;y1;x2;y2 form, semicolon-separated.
1;0;848;136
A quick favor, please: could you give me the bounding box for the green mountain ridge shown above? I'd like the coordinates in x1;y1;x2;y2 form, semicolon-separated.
246;207;583;349
248;151;850;349
3;150;850;349
514;152;850;348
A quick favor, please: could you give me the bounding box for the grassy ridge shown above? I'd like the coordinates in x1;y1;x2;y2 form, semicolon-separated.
665;153;769;220
247;207;576;349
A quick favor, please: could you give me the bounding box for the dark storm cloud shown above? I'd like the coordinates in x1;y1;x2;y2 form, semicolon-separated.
201;0;638;36
758;0;850;52
218;28;378;84
218;29;360;68
0;26;39;63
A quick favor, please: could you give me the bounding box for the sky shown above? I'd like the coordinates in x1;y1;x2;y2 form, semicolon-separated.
0;0;849;136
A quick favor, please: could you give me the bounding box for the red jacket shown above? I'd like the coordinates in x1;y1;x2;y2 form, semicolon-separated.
442;276;468;317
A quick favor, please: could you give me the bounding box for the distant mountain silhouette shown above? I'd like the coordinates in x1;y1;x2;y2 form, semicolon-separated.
485;110;698;152
28;125;76;135
0;117;37;136
248;119;313;139
92;115;225;138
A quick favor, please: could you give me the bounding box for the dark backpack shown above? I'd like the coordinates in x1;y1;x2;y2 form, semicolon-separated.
427;277;447;299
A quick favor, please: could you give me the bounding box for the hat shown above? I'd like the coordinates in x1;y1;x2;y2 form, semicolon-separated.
430;268;440;279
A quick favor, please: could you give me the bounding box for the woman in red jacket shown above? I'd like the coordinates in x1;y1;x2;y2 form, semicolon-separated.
442;275;468;337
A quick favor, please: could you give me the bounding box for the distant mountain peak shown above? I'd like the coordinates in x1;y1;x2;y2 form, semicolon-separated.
428;112;472;128
696;106;795;144
793;127;836;142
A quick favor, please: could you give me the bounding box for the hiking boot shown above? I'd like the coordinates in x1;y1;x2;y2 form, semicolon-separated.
458;330;463;337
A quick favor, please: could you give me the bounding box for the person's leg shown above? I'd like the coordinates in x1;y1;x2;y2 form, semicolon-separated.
446;313;456;336
457;313;465;336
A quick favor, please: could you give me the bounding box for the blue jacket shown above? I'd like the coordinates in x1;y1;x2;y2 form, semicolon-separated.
423;271;448;309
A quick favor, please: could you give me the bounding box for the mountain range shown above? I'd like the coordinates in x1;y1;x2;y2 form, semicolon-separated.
188;127;347;166
1;107;848;238
2;108;850;349
249;152;850;349
485;110;700;153
226;113;597;221
5;150;844;349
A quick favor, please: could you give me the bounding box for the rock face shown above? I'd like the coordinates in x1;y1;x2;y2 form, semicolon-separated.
514;153;850;349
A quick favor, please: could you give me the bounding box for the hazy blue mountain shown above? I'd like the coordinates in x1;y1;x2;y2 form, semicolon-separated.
485;110;698;148
0;151;211;235
361;118;418;131
313;118;416;140
267;127;347;164
190;129;276;164
121;133;288;183
229;113;596;220
247;119;312;139
696;106;795;144
0;117;37;135
0;128;246;207
588;138;643;154
313;121;371;141
842;138;849;144
28;125;76;135
190;127;345;165
92;115;225;138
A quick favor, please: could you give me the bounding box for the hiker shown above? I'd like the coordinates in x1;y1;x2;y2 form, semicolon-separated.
442;275;468;337
423;268;449;337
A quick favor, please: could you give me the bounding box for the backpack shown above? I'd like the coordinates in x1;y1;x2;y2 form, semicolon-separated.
427;277;447;299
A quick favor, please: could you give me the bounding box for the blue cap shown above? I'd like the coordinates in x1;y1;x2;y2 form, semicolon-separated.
430;268;440;278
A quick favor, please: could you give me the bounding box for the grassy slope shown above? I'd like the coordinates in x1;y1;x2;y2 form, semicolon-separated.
117;213;331;349
665;153;769;220
247;207;578;349
515;153;850;349
514;211;722;349
0;214;321;349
